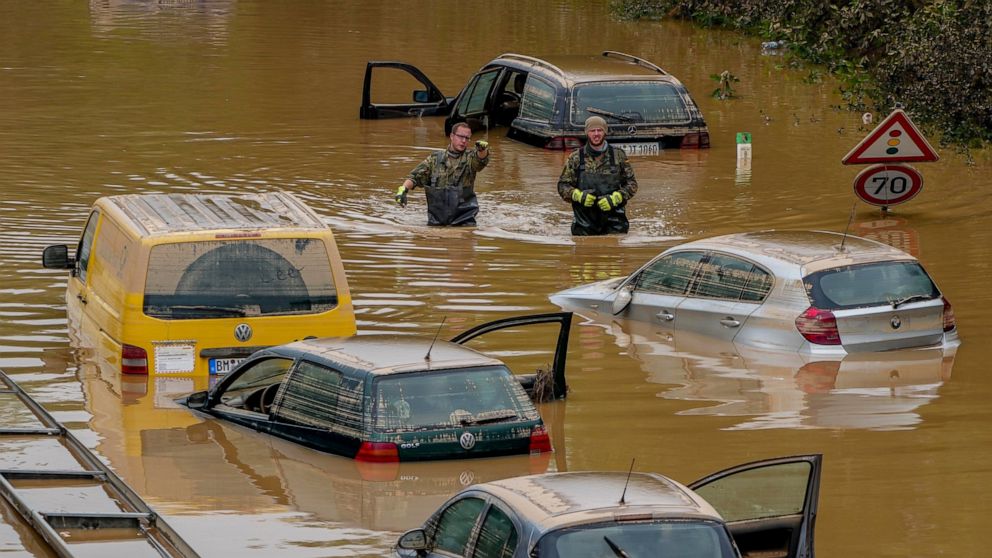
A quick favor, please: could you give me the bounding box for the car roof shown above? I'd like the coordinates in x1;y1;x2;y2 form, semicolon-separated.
273;335;504;376
670;230;916;275
472;472;722;536
492;52;680;85
100;191;328;237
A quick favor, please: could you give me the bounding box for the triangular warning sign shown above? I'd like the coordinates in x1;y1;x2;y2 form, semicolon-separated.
842;109;939;165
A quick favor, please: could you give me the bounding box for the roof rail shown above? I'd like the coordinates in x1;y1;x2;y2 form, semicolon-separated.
602;51;668;75
496;53;567;78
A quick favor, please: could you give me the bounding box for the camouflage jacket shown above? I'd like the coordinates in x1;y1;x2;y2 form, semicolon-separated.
407;148;489;192
556;143;638;201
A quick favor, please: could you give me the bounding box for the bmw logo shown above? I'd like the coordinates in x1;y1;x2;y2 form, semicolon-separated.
234;323;253;342
459;431;476;450
890;316;902;330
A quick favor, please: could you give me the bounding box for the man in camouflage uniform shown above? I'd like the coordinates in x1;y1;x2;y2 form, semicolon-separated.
394;122;490;226
557;116;638;236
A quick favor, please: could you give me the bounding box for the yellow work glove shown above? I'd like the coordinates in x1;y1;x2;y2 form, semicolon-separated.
571;189;596;208
597;191;624;211
395;185;409;207
475;140;489;151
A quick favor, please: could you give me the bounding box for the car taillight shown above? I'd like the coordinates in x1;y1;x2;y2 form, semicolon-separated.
529;425;552;454
355;442;399;463
121;344;148;375
680;131;710;148
545;136;583;150
942;297;956;332
795;307;842;345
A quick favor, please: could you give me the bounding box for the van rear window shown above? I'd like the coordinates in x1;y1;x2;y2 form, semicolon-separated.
803;261;939;310
143;238;337;319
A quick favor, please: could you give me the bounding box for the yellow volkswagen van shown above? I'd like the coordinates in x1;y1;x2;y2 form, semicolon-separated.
42;192;356;376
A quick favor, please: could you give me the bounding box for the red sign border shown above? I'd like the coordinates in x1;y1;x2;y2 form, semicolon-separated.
842;109;940;165
853;163;924;206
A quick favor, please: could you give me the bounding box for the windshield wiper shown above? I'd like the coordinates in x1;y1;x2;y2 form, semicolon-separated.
157;305;250;317
603;535;632;558
892;294;933;309
458;409;518;425
586;107;635;122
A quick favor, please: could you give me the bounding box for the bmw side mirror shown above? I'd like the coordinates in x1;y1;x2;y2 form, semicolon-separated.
413;90;430;103
612;284;634;315
183;391;209;409
42;244;73;270
397;528;428;551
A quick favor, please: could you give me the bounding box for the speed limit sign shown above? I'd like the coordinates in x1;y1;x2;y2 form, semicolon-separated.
853;163;924;207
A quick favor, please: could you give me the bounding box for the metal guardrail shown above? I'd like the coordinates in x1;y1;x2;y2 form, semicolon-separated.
0;369;200;558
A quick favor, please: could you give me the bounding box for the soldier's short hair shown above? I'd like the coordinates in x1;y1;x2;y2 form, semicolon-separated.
451;122;471;135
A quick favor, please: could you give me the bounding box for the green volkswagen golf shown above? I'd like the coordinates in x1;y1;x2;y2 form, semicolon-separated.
178;313;571;462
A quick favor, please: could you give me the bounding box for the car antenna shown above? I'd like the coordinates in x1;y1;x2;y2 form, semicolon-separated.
619;458;636;505
425;316;447;363
838;201;857;252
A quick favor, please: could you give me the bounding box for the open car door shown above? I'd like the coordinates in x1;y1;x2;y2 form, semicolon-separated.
449;312;572;400
359;61;453;119
689;454;822;558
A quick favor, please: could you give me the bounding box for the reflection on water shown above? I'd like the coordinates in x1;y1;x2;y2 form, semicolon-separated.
578;315;955;431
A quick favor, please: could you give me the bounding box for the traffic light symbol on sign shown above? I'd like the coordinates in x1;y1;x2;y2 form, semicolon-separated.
842;109;939;165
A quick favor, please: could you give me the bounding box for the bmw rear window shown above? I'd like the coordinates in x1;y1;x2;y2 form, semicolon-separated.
538;520;737;558
143;238;338;319
372;367;539;432
804;261;939;310
572;82;690;125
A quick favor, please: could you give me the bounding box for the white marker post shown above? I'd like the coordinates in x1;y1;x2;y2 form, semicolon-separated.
736;132;752;170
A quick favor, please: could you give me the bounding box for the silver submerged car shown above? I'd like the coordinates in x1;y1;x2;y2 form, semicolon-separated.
395;454;822;558
550;231;958;355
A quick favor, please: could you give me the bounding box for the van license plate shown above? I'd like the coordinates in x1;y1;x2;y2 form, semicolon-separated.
210;358;243;375
615;142;660;156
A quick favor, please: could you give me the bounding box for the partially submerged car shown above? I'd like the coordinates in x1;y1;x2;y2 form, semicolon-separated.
360;51;709;154
178;313;572;462
396;454;822;558
550;230;957;355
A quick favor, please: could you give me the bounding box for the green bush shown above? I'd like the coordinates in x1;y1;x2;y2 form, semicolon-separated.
610;0;992;148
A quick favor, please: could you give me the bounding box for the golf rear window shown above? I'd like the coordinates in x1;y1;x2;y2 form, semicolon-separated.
804;261;939;310
372;367;539;432
143;238;337;319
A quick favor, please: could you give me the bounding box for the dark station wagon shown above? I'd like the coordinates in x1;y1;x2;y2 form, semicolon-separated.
360;51;709;155
178;313;572;462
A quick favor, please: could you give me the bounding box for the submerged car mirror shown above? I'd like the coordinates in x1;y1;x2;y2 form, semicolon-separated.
412;89;430;103
41;244;72;270
397;528;428;550
184;391;209;409
611;284;634;315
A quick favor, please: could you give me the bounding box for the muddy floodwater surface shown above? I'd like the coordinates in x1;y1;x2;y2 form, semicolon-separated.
1;1;991;556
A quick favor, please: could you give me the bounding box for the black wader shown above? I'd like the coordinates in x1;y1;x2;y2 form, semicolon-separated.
425;151;479;226
571;147;629;236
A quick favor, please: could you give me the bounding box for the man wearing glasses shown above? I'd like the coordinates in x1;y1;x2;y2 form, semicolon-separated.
394;122;490;226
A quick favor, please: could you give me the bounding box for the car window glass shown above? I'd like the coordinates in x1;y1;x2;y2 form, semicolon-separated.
519;76;556;122
636;251;705;295
692;461;811;522
691;254;754;300
572;81;689;125
272;360;364;436
372;366;539;432
740;265;773;302
472;505;517;558
433;497;486;555
538;520;736;558
456;70;500;116
76;210;100;284
218;358;294;409
143;238;337;320
804;261;939;310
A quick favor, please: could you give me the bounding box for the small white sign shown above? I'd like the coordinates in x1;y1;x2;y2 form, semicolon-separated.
154;343;195;374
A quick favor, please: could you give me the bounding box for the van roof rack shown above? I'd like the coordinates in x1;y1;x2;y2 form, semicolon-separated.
602;51;668;75
0;370;201;557
497;53;566;78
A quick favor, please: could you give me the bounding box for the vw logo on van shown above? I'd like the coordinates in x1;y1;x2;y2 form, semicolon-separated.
459;432;476;450
890;315;902;330
234;323;253;342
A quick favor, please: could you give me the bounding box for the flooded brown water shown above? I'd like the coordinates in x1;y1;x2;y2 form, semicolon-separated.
2;1;991;556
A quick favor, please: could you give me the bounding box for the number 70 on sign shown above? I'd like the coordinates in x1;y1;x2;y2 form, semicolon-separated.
853;163;924;207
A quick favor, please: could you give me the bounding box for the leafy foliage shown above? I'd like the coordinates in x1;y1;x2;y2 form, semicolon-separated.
710;70;740;99
609;0;992;148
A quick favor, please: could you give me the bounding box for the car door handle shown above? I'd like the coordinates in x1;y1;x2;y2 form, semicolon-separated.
656;311;675;322
719;317;740;328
